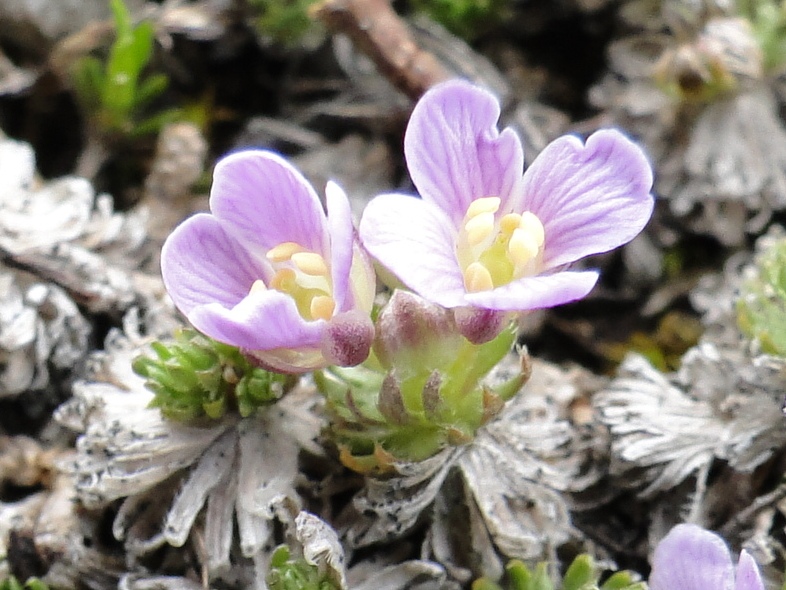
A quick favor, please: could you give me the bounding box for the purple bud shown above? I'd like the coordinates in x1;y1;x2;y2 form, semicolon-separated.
373;290;463;374
321;310;375;367
453;307;511;344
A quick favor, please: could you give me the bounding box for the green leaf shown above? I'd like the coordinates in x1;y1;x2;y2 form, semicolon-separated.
130;107;182;136
134;72;168;108
562;555;596;590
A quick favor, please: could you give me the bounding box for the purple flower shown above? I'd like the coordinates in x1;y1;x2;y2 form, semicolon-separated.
359;79;654;342
650;524;764;590
161;151;376;373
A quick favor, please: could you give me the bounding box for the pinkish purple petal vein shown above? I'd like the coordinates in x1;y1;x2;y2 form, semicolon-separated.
649;524;764;590
161;151;376;373
359;79;655;343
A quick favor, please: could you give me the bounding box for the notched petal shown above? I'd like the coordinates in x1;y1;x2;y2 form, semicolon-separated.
522;129;654;269
404;79;525;225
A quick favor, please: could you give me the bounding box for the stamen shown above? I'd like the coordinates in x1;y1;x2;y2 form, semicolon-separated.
266;241;304;262
518;212;545;247
292;252;329;276
508;228;540;267
499;213;522;235
249;279;267;295
466;197;501;219
464;212;496;246
310;295;336;321
464;262;494;293
270;268;297;291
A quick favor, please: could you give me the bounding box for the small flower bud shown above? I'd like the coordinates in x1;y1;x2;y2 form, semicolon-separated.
320;310;375;367
373;290;464;376
453;307;511;345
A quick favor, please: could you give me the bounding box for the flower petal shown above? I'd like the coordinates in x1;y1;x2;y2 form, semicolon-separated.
735;551;764;590
325;181;354;311
209;150;328;256
188;290;324;352
649;524;735;590
404;79;525;225
520;129;654;269
359;193;467;308
161;214;269;316
464;270;599;311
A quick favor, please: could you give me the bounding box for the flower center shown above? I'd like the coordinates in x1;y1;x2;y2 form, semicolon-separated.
248;241;336;321
456;197;545;293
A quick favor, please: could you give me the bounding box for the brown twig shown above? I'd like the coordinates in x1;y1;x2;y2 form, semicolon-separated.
312;0;451;100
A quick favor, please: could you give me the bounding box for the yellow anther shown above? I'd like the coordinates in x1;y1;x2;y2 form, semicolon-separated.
266;241;304;262
466;197;501;219
464;212;496;246
464;262;494;293
291;252;329;276
499;213;522;235
508;228;540;267
270;268;297;291
249;279;268;295
518;212;545;247
310;295;336;321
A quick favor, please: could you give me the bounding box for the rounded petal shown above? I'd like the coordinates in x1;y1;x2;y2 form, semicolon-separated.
735;551;765;590
325;181;354;310
359;193;467;308
188;290;324;352
209;150;328;256
161;214;269;316
520;129;654;269
649;524;735;590
464;270;599;311
404;79;525;225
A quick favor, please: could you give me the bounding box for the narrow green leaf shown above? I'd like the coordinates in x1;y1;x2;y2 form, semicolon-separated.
563;555;597;590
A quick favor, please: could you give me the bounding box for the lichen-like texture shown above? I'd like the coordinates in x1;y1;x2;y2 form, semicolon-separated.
161;150;376;373
649;524;764;590
359;79;654;342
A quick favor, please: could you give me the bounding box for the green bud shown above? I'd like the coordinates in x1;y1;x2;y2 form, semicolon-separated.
133;329;293;423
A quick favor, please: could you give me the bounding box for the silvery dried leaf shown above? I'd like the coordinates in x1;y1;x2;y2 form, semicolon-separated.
342;356;606;568
291;511;347;590
0;269;91;398
0;136;156;315
349;560;456;590
56;323;325;580
595;345;786;497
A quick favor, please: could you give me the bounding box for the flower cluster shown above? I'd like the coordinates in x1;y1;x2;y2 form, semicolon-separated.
158;78;653;460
